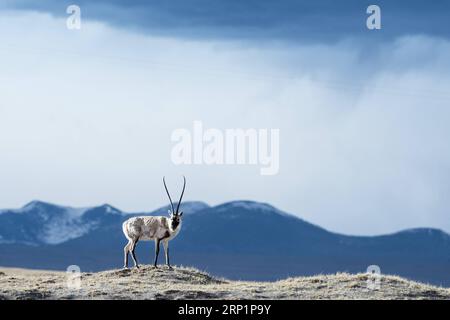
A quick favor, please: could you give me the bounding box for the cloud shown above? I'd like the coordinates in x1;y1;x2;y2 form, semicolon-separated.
0;10;449;235
3;0;450;42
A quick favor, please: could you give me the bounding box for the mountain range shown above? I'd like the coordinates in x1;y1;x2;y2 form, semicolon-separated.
1;200;450;286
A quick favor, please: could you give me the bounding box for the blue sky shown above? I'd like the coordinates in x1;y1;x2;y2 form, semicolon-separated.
0;1;449;235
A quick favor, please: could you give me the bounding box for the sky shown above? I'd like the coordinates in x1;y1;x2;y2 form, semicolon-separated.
0;1;449;235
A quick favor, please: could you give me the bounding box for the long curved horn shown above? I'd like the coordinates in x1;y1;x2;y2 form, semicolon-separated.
163;176;175;214
176;175;186;214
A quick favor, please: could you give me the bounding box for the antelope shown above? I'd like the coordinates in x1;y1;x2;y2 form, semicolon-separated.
122;176;186;269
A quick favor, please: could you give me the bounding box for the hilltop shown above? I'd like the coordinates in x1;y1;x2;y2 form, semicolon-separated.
1;265;449;300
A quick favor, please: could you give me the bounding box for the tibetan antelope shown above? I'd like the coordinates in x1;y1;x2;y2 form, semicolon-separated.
122;176;186;269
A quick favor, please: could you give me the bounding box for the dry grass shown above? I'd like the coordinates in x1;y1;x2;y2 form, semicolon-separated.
1;265;449;300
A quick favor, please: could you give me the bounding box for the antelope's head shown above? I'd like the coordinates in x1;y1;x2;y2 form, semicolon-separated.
163;175;186;230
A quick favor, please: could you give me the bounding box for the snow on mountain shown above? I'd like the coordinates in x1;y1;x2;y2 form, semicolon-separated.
180;201;210;213
0;200;211;245
0;201;123;245
102;204;122;215
0;201;210;245
42;218;94;245
215;200;271;212
144;201;210;216
37;204;95;245
214;200;296;219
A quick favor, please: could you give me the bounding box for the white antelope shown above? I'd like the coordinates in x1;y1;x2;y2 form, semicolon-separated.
122;176;186;269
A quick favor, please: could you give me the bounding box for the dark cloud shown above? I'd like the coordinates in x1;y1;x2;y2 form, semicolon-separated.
3;0;450;42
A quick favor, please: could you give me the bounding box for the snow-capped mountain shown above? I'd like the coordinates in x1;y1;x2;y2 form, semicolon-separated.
0;201;108;245
0;200;208;245
1;200;450;286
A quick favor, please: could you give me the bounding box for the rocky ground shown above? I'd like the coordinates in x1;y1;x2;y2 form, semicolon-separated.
1;265;449;300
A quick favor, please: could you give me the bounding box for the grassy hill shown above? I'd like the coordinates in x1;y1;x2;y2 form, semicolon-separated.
1;265;449;300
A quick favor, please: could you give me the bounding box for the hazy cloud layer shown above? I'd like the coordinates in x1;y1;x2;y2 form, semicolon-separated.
2;0;450;41
0;8;449;235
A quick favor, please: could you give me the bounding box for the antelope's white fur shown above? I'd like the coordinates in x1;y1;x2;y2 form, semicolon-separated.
123;216;182;242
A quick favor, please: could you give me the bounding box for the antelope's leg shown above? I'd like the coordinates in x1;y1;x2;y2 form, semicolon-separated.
154;239;161;267
123;240;132;268
163;240;171;268
130;239;139;268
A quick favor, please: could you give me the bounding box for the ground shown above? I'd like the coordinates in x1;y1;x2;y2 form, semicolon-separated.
1;265;449;300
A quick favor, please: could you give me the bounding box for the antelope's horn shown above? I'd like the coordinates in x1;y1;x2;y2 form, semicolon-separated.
176;176;186;214
163;176;175;214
